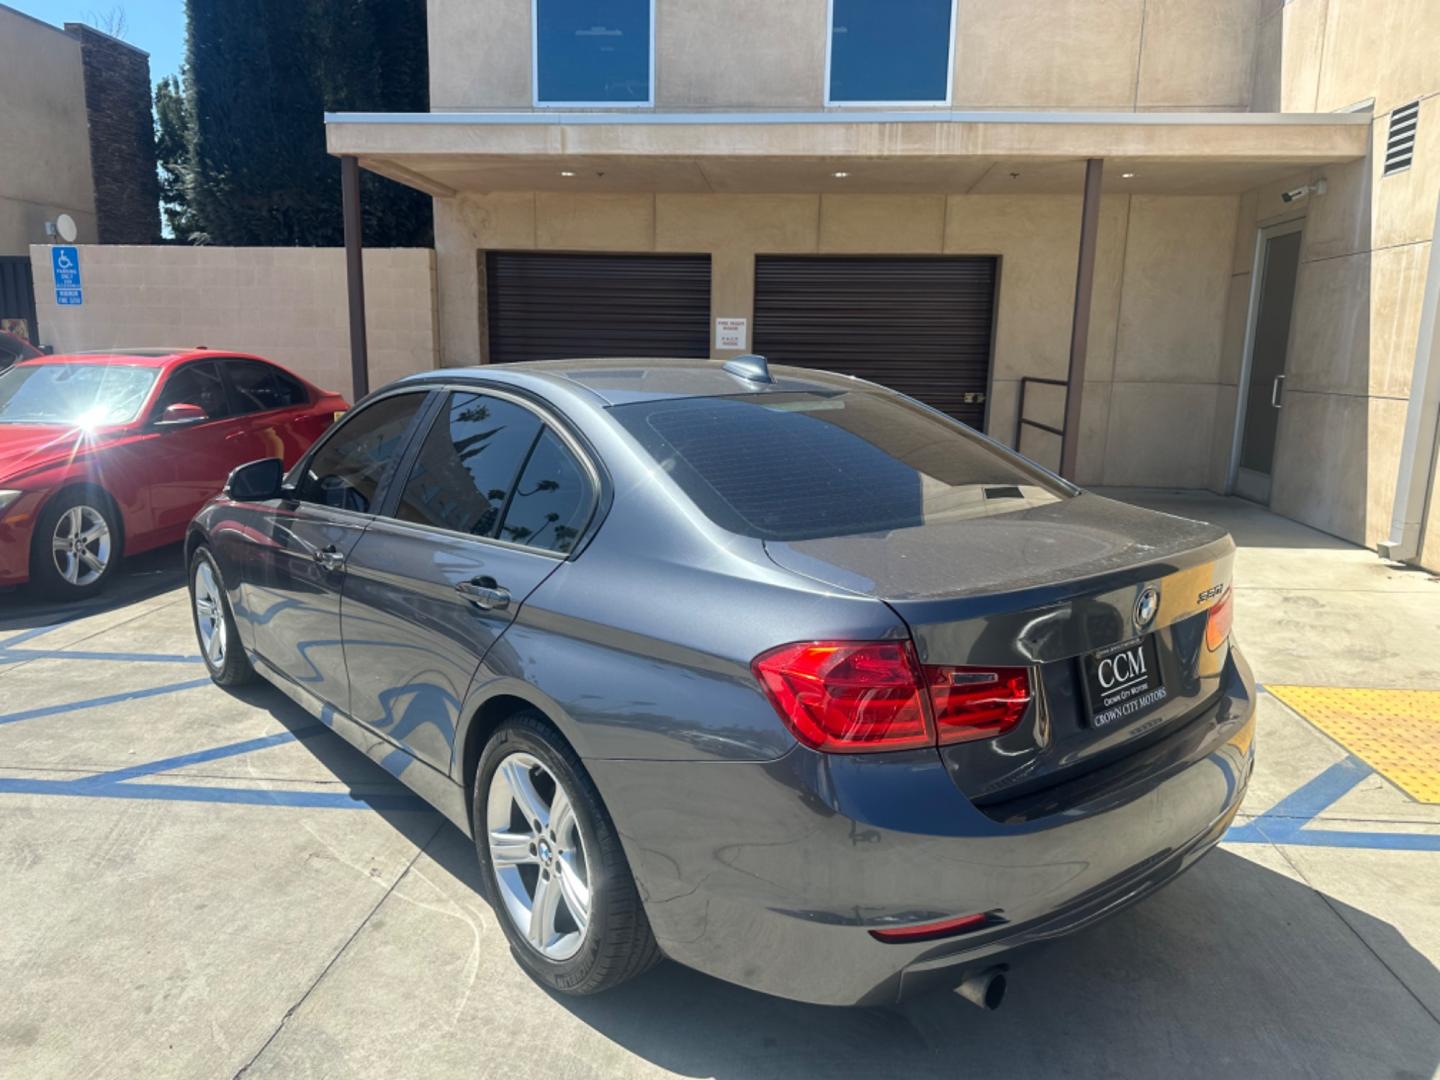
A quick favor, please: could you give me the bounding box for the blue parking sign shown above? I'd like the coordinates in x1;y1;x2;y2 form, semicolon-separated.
52;246;82;306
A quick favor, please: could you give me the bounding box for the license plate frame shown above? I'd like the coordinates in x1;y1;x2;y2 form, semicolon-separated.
1081;634;1167;728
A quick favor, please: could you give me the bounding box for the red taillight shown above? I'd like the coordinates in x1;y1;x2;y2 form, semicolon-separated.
926;665;1032;745
1205;588;1233;651
752;641;1031;753
869;911;992;943
751;641;933;752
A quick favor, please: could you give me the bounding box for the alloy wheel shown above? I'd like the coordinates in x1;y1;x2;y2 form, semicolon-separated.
193;560;227;667
486;751;591;961
51;504;111;587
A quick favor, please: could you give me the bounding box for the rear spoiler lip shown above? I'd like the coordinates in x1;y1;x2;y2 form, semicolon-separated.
886;534;1235;668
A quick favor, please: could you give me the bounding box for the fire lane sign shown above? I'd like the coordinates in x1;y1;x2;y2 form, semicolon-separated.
52;246;82;306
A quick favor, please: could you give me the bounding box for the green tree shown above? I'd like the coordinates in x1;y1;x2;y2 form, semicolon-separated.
167;0;431;247
154;73;199;241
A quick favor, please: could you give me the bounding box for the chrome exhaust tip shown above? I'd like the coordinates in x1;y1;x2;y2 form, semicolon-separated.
954;964;1008;1011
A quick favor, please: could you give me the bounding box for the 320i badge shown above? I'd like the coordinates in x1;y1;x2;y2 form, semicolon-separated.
184;355;1255;1009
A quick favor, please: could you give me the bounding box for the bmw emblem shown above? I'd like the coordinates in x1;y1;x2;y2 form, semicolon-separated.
1135;587;1160;627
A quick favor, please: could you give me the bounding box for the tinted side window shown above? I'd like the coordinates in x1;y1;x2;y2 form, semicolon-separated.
394;393;542;536
227;359;308;414
294;392;426;513
154;361;229;420
497;429;591;553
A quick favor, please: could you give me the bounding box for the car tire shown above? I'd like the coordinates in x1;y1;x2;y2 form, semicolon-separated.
189;545;257;687
29;487;121;599
474;711;660;995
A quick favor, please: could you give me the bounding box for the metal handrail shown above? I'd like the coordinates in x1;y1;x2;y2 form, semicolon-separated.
1014;376;1069;451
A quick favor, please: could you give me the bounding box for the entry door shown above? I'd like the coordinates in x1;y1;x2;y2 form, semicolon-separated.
486;251;712;362
342;389;594;774
247;390;432;714
753;255;998;428
1234;226;1303;504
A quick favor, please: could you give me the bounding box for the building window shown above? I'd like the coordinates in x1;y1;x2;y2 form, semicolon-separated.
827;0;955;106
534;0;654;107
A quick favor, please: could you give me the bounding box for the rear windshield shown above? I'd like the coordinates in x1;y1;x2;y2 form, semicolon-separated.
612;391;1068;541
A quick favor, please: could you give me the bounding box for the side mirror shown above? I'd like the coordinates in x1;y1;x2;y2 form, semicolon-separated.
225;458;284;502
157;402;208;426
40;344;55;355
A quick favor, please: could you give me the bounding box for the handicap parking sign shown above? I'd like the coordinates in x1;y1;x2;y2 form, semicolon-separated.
52;246;82;306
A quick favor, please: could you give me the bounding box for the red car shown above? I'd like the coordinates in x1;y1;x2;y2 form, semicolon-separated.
0;348;347;598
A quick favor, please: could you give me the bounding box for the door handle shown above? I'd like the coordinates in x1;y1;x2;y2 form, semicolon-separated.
456;576;510;610
1271;374;1286;408
313;545;346;571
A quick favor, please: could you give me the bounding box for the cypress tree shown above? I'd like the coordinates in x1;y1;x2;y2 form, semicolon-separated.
175;0;432;247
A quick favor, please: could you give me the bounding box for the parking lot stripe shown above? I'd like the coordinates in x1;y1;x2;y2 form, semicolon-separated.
78;729;327;784
0;774;431;811
0;648;203;665
0;677;212;726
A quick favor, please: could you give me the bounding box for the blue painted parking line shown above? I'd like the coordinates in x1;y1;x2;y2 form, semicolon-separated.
0;624;63;649
0;773;430;812
1225;755;1440;852
0;678;212;726
0;648;204;665
79;729;326;785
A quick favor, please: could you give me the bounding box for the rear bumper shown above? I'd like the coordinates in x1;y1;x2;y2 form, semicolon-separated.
589;646;1255;1006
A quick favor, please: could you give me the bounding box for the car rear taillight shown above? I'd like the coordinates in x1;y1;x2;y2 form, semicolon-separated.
751;641;934;752
752;641;1031;753
926;666;1032;744
1205;588;1233;651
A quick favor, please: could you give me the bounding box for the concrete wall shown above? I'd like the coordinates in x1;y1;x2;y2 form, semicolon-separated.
433;190;1237;488
427;0;1268;112
28;245;440;395
1215;0;1440;558
0;7;97;255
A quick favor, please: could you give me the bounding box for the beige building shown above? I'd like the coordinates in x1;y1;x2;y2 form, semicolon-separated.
0;6;96;255
1;4;159;346
326;0;1440;568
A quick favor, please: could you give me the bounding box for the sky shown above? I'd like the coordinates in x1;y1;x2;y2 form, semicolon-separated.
11;0;186;86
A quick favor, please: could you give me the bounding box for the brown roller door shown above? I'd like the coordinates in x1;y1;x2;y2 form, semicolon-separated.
752;255;997;427
486;251;712;363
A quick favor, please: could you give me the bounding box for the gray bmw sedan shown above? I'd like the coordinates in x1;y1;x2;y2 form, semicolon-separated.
186;356;1254;1008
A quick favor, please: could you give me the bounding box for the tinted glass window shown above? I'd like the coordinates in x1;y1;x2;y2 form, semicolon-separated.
612;392;1065;541
497;429;591;553
227;359;308;414
536;0;651;104
155;361;230;420
829;0;953;103
394;393;543;536
0;363;159;425
294;392;426;513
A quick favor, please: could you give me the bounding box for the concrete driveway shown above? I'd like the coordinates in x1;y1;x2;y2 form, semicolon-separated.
1;493;1438;1079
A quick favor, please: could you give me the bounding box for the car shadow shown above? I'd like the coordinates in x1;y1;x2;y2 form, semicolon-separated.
544;848;1440;1079
219;670;1439;1079
0;543;186;633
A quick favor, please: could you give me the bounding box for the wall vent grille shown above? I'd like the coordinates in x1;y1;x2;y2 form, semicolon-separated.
1383;101;1420;176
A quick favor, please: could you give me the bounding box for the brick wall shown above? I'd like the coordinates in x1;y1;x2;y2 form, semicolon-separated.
64;25;160;245
29;245;439;396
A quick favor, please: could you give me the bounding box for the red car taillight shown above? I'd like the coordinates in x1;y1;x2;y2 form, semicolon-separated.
752;641;1031;753
1205;588;1233;651
751;641;934;752
926;665;1033;744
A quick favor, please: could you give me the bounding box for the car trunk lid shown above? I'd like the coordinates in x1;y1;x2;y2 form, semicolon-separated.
764;493;1236;800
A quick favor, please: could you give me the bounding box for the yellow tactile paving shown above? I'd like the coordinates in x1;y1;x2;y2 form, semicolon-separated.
1267;685;1440;804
